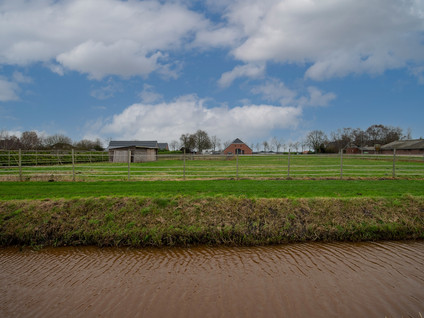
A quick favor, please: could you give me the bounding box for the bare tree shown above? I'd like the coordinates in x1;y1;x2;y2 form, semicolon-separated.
210;135;221;151
179;133;195;153
43;134;73;148
271;137;282;153
405;128;412;140
306;130;328;153
20;131;41;150
223;140;231;150
262;140;269;152
255;142;261;152
301;139;307;152
169;140;179;151
0;130;21;150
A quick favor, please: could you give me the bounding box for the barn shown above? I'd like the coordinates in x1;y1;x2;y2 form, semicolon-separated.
108;141;159;163
223;138;253;155
380;139;424;155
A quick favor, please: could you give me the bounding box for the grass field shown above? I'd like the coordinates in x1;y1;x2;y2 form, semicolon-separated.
1;153;423;181
1;179;424;200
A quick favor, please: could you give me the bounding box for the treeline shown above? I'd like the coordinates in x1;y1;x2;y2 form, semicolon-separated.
306;124;410;153
177;130;221;153
0;130;104;151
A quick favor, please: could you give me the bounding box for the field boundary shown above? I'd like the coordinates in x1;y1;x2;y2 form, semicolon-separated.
1;150;423;181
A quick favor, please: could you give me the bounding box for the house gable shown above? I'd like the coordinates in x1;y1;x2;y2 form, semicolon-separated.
223;138;252;155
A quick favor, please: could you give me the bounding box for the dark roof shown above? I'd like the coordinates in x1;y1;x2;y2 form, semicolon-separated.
158;143;169;150
381;139;424;150
231;138;245;144
108;140;158;149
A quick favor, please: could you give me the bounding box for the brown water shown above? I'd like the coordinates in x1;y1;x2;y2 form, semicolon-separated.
1;241;423;318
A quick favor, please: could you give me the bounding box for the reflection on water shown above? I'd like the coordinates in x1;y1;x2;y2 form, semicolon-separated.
1;241;423;317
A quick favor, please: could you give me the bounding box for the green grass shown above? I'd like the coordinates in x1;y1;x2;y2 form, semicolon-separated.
2;196;423;247
1;179;423;200
1;154;423;181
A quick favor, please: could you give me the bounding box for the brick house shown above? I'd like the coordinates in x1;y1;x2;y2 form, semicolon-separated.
223;138;253;155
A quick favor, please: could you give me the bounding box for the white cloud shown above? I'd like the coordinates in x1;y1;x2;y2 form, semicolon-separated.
0;77;19;102
45;63;65;76
218;63;265;87
0;72;33;102
304;87;336;107
2;0;422;83
251;78;298;105
0;0;207;79
90;79;123;100
12;71;32;84
251;79;336;107
222;0;424;80
139;84;163;104
410;66;424;84
57;40;163;80
93;95;301;142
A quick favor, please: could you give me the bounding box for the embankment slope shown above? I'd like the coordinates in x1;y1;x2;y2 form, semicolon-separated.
1;196;423;247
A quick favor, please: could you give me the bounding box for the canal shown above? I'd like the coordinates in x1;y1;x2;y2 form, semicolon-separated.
1;241;423;317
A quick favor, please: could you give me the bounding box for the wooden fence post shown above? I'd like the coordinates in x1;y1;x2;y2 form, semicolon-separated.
183;149;186;180
8;151;10;167
236;153;239;180
392;148;396;178
287;149;291;178
72;149;75;182
128;149;131;181
19;149;22;182
340;150;343;179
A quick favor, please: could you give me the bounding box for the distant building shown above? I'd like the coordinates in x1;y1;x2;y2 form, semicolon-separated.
381;139;424;155
158;143;169;151
345;145;376;154
223;138;253;155
346;146;361;154
108;141;158;162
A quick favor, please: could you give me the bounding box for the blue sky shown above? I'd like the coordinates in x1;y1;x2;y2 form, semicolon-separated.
1;0;423;147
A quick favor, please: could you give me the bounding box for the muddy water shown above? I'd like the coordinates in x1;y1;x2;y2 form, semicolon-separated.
1;241;423;318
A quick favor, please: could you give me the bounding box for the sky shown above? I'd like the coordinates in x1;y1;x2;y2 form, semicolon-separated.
1;0;424;148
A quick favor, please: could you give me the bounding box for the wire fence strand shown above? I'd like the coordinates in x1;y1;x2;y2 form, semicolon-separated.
0;150;423;181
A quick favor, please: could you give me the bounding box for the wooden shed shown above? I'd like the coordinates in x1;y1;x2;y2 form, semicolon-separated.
108;141;158;163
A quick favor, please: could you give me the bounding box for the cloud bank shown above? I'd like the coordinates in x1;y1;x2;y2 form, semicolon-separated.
0;0;206;79
93;95;301;142
224;0;424;80
1;0;423;82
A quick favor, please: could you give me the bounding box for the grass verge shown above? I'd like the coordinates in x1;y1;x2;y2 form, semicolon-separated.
1;179;424;200
1;196;423;247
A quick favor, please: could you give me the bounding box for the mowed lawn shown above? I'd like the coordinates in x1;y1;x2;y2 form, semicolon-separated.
1;179;424;200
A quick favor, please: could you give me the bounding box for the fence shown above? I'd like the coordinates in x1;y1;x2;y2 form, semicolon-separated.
0;150;423;181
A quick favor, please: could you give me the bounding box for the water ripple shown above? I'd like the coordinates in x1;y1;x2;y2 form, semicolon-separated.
1;241;423;318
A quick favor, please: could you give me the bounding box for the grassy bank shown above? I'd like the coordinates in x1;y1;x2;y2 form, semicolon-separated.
1;196;423;247
1;179;424;200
